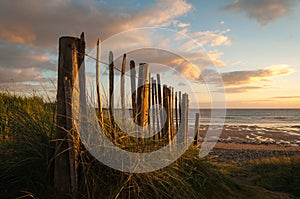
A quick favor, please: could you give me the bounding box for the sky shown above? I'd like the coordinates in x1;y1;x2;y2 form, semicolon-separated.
0;0;300;108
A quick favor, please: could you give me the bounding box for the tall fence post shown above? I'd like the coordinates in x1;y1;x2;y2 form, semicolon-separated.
184;94;189;146
148;73;151;129
153;79;160;140
194;113;200;145
130;60;137;122
136;63;150;128
109;51;115;139
162;85;169;139
177;93;188;146
55;33;85;198
175;91;179;132
151;77;156;137
121;54;126;123
156;74;162;137
96;39;103;126
170;87;175;140
179;91;182;123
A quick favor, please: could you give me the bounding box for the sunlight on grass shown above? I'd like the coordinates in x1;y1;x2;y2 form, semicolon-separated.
0;92;299;198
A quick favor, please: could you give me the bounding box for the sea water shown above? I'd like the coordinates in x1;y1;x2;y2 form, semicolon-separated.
189;109;300;138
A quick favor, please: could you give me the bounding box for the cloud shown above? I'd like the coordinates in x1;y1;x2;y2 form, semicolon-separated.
0;0;192;48
0;40;55;83
223;86;264;93
224;0;300;26
132;0;192;27
200;64;294;94
111;48;203;80
178;82;186;86
221;65;294;86
208;51;226;67
0;0;193;85
191;30;231;47
0;0;230;90
0;40;54;70
273;96;300;99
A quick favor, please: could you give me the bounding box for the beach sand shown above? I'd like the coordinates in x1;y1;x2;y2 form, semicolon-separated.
199;128;300;165
213;142;300;151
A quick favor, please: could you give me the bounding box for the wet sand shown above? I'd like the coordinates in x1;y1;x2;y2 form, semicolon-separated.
199;125;300;147
213;142;300;151
198;127;300;164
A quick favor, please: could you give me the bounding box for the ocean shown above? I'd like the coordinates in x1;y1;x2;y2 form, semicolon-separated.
188;109;300;145
189;109;300;126
112;108;300;145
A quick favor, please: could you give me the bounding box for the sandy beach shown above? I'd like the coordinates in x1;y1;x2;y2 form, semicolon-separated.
199;127;300;165
213;142;300;151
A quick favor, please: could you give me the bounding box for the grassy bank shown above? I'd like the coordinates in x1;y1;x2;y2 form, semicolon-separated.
0;93;299;198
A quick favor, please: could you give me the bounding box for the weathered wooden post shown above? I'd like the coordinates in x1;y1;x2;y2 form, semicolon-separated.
156;74;162;137
168;87;174;150
194;113;200;145
121;54;126;123
96;39;103;126
55;33;85;198
169;87;175;139
177;93;188;146
175;91;179;132
183;94;189;146
148;73;151;129
109;51;115;139
153;79;160;140
78;33;87;122
151;77;156;138
162;85;169;139
136;63;150;128
130;60;137;122
178;91;182;123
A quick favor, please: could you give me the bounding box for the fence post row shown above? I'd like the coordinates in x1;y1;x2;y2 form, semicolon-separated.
54;35;204;197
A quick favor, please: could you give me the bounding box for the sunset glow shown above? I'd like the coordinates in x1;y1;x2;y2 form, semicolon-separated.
0;0;299;108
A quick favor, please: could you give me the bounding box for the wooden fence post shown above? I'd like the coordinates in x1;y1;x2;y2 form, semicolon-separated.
184;94;189;146
121;54;126;123
109;51;115;138
156;74;162;137
175;91;179;132
96;39;103;125
177;93;188;146
194;113;200;145
162;85;169;139
130;60;137;122
55;34;85;198
148;73;151;129
151;77;156;137
179;91;182;123
170;87;175;140
153;79;160;140
136;63;150;128
168;87;174;150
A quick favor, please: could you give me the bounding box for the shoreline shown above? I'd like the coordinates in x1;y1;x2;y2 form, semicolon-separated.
198;126;300;164
213;142;300;151
202;142;300;165
199;125;300;148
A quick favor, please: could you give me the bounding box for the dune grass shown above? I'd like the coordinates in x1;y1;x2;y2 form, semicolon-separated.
0;92;299;198
249;156;300;197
